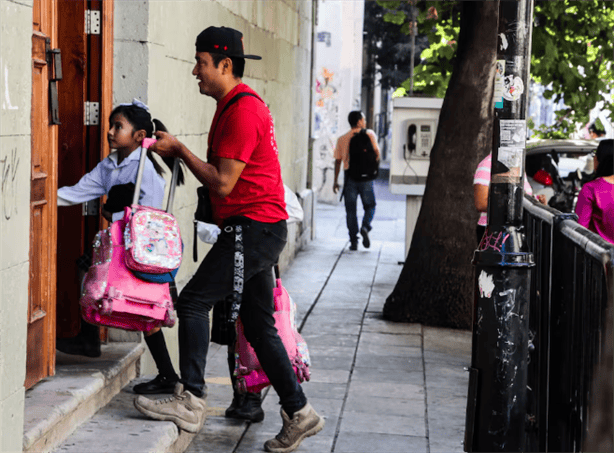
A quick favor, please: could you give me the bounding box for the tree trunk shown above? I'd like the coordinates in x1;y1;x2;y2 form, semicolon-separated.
383;1;500;329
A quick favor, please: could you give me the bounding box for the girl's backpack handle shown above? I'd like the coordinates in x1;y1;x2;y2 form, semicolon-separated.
134;138;180;215
131;144;150;209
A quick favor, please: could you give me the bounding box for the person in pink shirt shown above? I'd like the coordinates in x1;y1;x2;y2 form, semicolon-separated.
575;139;614;244
473;153;537;244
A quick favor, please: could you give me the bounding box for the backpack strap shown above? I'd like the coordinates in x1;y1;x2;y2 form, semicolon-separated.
194;91;260;262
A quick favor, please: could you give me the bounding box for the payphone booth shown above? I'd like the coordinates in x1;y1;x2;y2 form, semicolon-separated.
389;97;443;257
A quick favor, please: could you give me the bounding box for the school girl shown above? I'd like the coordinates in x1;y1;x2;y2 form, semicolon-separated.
57;99;183;394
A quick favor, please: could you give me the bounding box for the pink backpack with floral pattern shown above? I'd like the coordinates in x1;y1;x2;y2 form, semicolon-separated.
123;138;182;275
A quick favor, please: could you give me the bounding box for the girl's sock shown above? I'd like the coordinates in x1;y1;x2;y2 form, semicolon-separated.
145;330;178;380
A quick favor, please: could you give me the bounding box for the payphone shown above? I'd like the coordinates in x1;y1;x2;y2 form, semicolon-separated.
388;97;443;255
390;97;442;194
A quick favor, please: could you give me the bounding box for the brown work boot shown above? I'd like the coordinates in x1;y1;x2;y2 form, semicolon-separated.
134;383;206;433
264;402;325;453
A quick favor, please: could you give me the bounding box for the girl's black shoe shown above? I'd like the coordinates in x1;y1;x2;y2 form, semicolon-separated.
133;375;178;394
225;392;264;422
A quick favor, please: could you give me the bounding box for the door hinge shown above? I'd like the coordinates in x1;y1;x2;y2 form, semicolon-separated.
82;198;100;216
85;10;101;35
84;102;100;126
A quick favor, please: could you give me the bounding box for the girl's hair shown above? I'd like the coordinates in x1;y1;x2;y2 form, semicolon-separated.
109;104;185;185
595;139;613;178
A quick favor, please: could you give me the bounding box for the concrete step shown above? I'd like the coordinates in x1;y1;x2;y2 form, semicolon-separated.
23;342;144;453
51;342;238;453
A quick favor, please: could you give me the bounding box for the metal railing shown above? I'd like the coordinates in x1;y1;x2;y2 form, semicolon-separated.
522;195;614;452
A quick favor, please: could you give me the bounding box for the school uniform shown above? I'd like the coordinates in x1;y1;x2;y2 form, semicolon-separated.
58;147;165;222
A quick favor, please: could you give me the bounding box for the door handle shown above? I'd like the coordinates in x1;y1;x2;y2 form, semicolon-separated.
45;39;62;125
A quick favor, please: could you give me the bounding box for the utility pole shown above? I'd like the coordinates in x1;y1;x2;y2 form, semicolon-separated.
465;1;535;451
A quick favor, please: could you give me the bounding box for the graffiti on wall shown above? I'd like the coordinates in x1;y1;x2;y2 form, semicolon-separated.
2;59;19;110
313;67;340;203
1;148;20;220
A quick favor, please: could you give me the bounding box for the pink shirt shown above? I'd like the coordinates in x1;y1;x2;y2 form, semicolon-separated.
575;177;614;244
473;154;533;226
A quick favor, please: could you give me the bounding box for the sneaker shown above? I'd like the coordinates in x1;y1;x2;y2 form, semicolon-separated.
349;242;358;251
134;383;206;433
133;375;179;394
360;226;370;248
264;402;325;453
226;392;264;422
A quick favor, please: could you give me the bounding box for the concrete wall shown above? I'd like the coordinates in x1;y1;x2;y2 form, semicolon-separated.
312;0;364;204
112;0;314;375
0;1;33;450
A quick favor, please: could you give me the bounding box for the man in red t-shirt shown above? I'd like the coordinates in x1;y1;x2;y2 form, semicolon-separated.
134;26;324;452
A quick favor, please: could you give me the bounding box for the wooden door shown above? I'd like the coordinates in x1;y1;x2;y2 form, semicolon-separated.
55;0;88;337
27;0;58;389
55;0;114;338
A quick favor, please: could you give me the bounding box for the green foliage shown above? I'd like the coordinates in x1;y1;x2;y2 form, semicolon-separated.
377;0;614;138
378;1;459;97
531;0;614;137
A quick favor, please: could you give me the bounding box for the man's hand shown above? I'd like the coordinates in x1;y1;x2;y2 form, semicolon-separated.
333;182;340;194
150;131;182;158
101;207;113;222
536;194;547;205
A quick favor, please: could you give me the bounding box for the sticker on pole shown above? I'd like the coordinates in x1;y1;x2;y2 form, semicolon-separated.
499;120;526;147
502;74;524;101
493;147;523;183
494;60;505;109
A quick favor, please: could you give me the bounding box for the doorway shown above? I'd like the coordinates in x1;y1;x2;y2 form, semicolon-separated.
26;0;113;389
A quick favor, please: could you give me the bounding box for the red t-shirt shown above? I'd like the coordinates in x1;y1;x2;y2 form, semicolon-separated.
208;83;288;225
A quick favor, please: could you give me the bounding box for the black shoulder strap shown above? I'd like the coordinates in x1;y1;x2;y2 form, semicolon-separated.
220;92;260;117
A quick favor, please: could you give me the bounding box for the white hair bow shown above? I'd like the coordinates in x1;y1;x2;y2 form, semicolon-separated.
119;98;149;111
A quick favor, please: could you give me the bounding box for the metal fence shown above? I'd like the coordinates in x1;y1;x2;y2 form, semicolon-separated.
522;195;614;452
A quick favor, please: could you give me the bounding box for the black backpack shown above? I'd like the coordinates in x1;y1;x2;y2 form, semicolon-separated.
347;129;379;182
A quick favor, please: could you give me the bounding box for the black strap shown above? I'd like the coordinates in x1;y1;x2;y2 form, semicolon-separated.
194;92;259;263
229;224;245;323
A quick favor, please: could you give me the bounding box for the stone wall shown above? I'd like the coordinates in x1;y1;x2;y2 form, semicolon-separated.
0;1;34;451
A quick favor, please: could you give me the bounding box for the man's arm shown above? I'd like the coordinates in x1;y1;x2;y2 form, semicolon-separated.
367;130;381;161
474;184;489;212
151;131;246;198
333;159;342;194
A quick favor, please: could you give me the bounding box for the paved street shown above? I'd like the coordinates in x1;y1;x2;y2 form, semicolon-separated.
173;179;473;452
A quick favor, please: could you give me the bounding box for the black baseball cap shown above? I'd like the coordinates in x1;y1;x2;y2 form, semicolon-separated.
195;26;261;60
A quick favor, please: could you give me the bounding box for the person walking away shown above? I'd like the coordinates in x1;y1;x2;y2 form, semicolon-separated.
134;26;324;452
333;111;380;251
57;100;183;394
575;139;614;244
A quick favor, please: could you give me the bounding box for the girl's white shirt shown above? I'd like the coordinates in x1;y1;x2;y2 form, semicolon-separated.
57;147;166;222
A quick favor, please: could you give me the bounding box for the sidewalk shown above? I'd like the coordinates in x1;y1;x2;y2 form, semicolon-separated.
183;180;472;452
52;180;472;453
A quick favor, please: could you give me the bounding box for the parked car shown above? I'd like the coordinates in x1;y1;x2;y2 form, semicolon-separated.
525;139;600;212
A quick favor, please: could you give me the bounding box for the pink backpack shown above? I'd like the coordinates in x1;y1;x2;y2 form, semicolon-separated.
123;205;182;274
123;138;182;275
80;218;176;333
233;271;311;393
